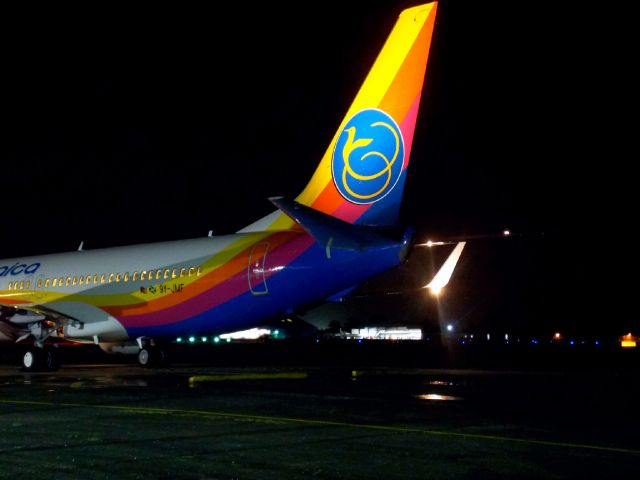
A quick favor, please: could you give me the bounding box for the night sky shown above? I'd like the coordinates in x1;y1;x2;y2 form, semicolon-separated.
2;2;636;336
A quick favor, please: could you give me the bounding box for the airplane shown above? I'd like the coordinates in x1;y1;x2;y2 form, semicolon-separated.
0;1;462;371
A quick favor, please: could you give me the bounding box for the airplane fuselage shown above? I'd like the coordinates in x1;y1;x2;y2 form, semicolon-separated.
0;2;439;369
0;230;405;342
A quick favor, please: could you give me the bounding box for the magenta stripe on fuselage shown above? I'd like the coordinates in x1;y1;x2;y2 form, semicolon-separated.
120;233;315;328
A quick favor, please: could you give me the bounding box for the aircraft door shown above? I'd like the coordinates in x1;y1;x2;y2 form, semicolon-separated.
248;242;269;295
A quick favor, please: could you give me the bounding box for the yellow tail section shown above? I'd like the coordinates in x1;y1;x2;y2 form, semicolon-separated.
241;2;438;232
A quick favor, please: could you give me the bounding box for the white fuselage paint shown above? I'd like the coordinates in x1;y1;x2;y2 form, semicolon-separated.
0;232;275;341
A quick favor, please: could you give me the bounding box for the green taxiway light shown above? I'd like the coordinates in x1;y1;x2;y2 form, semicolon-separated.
214;337;220;343
226;338;232;343
188;336;196;343
201;337;207;342
176;337;183;343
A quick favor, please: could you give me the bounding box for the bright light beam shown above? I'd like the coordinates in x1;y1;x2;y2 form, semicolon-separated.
415;240;454;247
425;242;466;295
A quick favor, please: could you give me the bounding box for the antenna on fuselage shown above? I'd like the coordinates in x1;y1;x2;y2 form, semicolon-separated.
78;241;84;251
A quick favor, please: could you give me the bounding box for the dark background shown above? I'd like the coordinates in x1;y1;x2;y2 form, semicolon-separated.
2;1;636;336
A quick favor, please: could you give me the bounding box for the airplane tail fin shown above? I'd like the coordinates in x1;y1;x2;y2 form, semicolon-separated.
241;2;438;233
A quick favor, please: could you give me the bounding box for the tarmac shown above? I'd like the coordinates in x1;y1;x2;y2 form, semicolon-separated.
1;348;639;479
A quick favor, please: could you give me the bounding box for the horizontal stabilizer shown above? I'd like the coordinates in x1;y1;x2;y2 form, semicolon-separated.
269;197;393;251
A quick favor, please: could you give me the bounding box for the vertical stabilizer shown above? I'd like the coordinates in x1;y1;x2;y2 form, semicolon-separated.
241;2;438;232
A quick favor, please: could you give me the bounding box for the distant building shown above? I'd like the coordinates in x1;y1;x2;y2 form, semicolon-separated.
348;327;422;341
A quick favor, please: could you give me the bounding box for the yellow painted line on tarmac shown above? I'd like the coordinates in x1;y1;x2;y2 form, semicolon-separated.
188;372;307;384
1;398;638;456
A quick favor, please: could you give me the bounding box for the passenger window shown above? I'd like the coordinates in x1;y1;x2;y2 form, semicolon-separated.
86;275;92;284
108;273;114;283
164;269;170;280
133;271;138;281
197;267;202;276
156;270;162;280
141;271;147;281
189;267;195;277
26;280;31;289
100;274;106;284
45;279;50;288
66;277;71;286
116;273;121;283
20;281;24;290
37;279;43;289
52;278;57;287
124;272;129;282
79;276;84;285
180;268;186;278
72;277;77;286
172;268;177;279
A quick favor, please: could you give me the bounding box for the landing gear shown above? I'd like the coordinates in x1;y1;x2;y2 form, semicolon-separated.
136;337;168;367
21;346;59;372
137;347;167;367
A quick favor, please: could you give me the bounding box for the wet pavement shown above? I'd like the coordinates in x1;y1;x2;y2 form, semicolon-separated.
1;363;639;479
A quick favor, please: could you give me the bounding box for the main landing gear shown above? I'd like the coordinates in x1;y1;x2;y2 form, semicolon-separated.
136;337;168;368
16;317;66;371
137;347;168;367
21;346;59;372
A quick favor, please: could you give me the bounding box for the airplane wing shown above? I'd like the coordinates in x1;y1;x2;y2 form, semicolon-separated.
0;303;83;343
425;242;466;294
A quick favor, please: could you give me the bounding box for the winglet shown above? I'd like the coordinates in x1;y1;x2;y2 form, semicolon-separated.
425;242;466;294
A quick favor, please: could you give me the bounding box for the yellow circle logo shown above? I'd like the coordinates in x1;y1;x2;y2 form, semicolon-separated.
332;109;404;204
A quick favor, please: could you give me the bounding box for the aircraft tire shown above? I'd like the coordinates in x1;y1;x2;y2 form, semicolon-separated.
138;347;166;367
43;347;60;371
21;347;60;372
21;348;41;371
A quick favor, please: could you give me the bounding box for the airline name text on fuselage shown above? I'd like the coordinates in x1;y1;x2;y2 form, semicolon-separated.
0;263;41;277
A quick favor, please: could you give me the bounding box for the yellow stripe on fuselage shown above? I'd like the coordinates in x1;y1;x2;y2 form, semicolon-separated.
74;232;272;308
1;232;273;309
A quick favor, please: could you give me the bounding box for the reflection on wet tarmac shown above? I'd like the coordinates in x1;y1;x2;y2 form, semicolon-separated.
70;378;149;388
1;365;639;478
415;393;461;401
